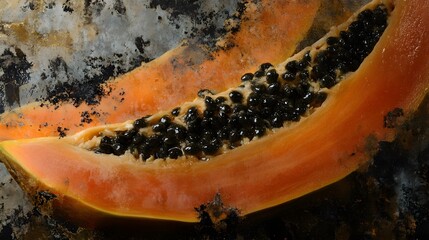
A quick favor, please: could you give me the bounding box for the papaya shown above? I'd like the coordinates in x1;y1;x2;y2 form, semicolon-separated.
0;0;324;141
1;0;429;227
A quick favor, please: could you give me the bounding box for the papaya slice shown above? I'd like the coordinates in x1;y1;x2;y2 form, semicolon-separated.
1;0;429;226
0;0;323;141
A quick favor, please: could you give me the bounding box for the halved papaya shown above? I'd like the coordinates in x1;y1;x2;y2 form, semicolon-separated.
1;0;429;227
0;0;324;140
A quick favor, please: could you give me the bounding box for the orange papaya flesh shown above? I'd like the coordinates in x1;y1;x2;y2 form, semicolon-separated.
73;3;391;161
1;0;429;225
0;0;322;141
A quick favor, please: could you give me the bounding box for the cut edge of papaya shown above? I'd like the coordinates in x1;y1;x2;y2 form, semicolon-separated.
0;0;429;226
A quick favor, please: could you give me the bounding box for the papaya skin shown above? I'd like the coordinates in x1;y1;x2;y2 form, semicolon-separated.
1;0;429;226
0;0;322;141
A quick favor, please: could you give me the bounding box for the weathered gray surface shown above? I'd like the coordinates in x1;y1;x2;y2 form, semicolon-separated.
0;0;238;111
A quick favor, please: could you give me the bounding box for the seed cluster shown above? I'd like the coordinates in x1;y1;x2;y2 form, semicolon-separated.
94;5;389;161
280;5;388;89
